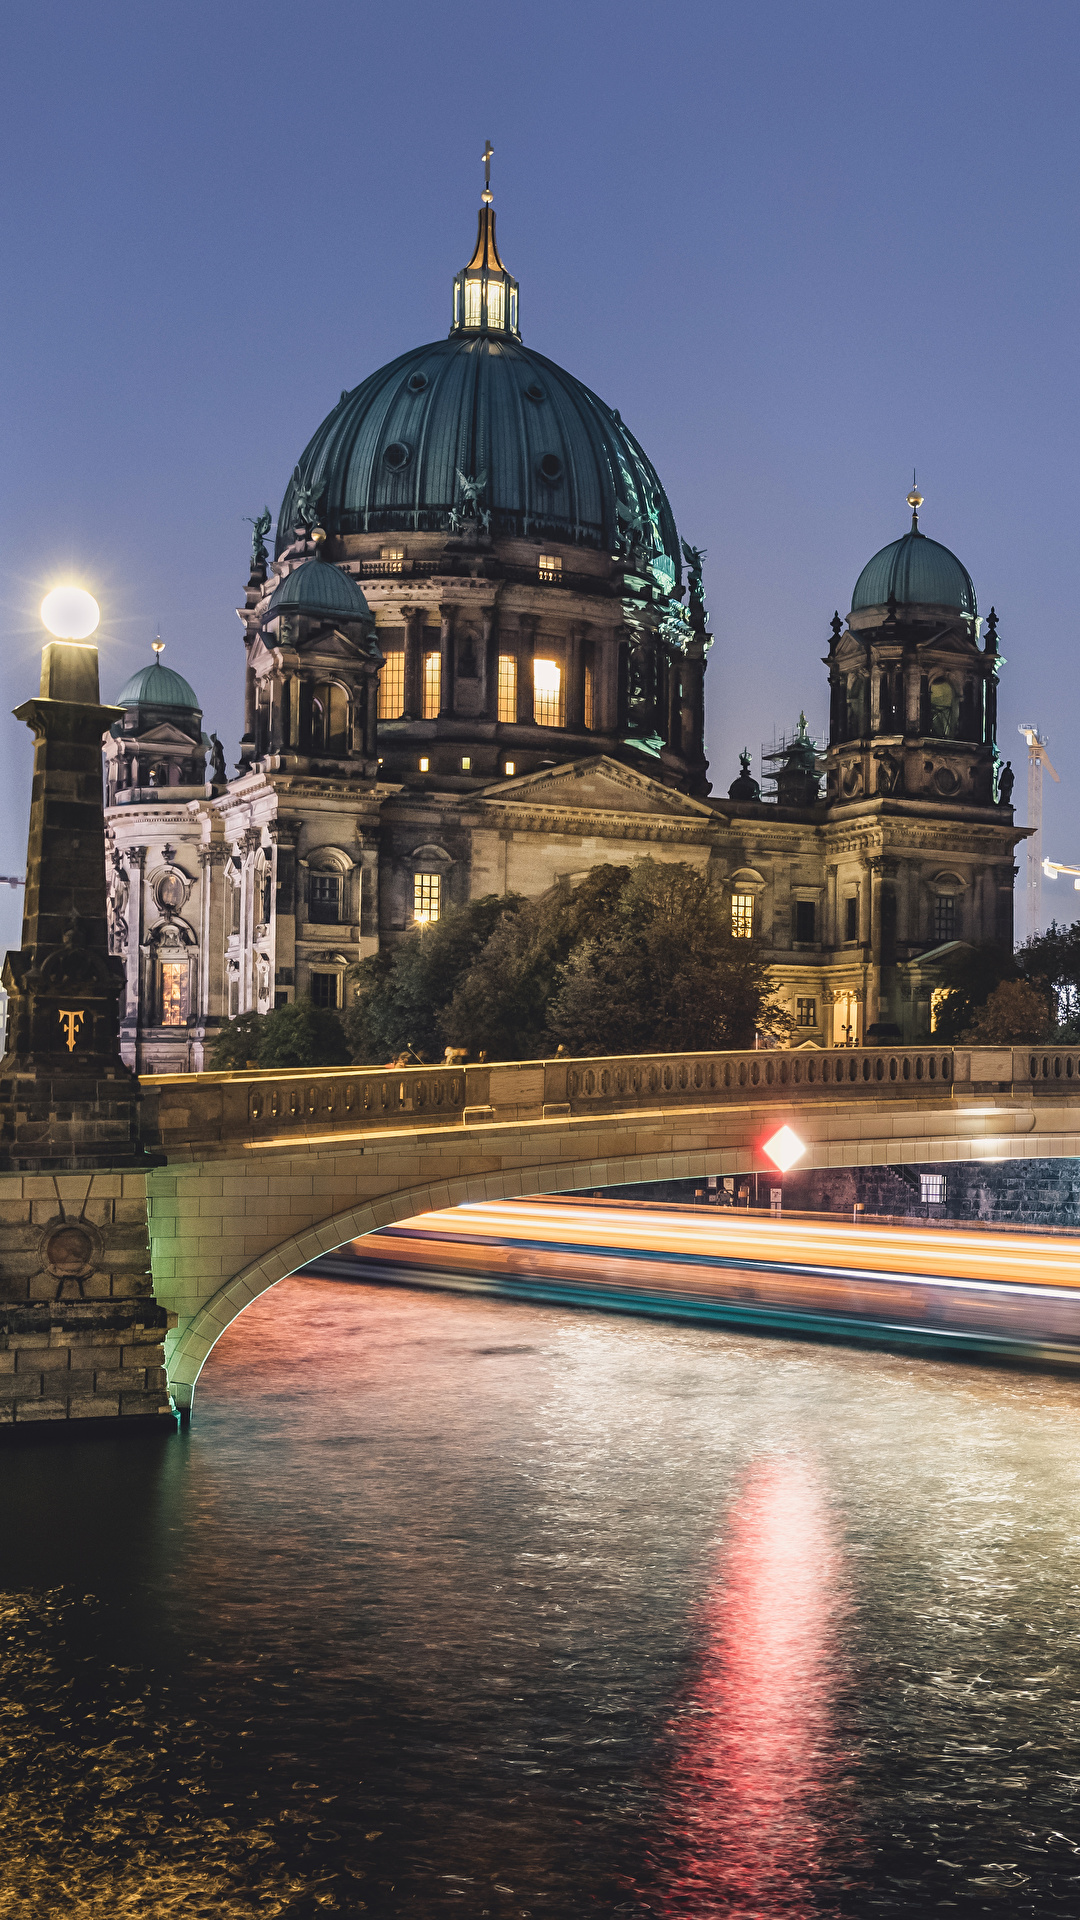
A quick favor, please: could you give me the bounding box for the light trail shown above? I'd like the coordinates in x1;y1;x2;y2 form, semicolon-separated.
305;1197;1080;1366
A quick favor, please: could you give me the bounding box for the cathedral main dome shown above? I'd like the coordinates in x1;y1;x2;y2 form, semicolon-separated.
275;209;681;589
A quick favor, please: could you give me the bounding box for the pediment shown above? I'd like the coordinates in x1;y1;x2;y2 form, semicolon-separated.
296;629;366;662
478;756;715;819
125;721;201;749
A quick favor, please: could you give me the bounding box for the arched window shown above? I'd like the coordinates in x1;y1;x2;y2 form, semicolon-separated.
930;680;958;739
311;682;350;755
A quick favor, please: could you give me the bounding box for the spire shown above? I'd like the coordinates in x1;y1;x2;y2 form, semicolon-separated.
907;472;924;535
450;144;521;339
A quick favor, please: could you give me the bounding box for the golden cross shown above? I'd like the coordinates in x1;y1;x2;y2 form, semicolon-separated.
482;140;494;202
59;1009;84;1052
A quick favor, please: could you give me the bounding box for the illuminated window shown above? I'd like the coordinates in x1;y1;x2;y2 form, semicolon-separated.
795;997;817;1028
584;664;595;730
160;961;188;1026
509;288;518;331
844;895;858;942
464;279;483;327
920;1173;947;1204
933;895;956;942
486;280;505;328
310;971;339;1009
414;872;442;924
423;651;441;719
731;892;754;939
418;757;430;773
504;760;515;777
378;650;405;719
461;756;472;771
497;653;517;723
539;554;562;583
380;546;404;574
533;658;563;728
309;874;340;925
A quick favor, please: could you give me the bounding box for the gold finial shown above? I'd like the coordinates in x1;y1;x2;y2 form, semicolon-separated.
907;470;923;531
481;139;494;205
151;634;164;657
311;526;327;548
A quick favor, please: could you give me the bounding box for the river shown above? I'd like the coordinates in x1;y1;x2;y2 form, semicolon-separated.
4;1274;1080;1917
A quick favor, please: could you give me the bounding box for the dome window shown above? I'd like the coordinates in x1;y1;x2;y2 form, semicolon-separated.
538;454;563;486
524;382;544;403
383;441;411;472
407;371;428;393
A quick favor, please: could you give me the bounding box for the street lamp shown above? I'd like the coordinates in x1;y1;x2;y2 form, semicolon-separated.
40;586;100;641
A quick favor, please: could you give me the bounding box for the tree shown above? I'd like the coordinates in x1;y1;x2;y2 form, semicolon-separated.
344;893;521;1064
544;860;788;1055
962;979;1053;1044
209;998;350;1071
1016;919;1080;1035
929;943;1016;1041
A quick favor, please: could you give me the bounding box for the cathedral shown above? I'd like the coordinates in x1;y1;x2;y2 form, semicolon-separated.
103;172;1026;1072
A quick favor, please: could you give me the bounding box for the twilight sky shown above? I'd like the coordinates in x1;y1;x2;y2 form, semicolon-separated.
1;0;1078;954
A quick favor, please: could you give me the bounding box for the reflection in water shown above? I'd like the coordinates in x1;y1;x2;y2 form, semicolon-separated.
661;1458;849;1917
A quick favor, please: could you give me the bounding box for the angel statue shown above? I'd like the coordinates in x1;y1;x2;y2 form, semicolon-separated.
291;467;323;531
681;539;707;605
456;469;488;517
246;507;272;567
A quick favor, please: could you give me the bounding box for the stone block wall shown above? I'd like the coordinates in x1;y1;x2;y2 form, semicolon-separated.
0;1170;175;1432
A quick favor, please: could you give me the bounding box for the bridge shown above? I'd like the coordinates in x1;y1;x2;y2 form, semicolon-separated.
133;1039;1080;1410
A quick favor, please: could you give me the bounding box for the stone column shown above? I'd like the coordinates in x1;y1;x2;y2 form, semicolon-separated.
565;622;587;731
903;642;921;734
595;631;620;734
239;828;262;1013
121;845;146;1071
516;616;537;725
439;603;456;717
0;637;172;1434
402;607;425;719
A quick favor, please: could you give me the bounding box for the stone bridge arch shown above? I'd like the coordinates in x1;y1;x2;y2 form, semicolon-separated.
163;1144;723;1412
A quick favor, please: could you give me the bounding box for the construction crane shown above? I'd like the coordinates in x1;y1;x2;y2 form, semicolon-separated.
1019;724;1060;940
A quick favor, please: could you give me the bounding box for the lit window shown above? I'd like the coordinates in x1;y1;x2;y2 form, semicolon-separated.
423;651;441;719
509;288;518;331
584;664;595;730
533;658;563;727
934;895;956;943
795;997;817;1028
310;971;340;1009
464;278;483;327
486;280;505;328
461;756;472;771
418;757;430;773
497;653;517;723
414;872;442;924
920;1173;947;1205
731;892;754;939
380;546;404;574
539;554;562;583
378;650;405;719
309;874;340;925
161;961;188;1027
504;760;515;777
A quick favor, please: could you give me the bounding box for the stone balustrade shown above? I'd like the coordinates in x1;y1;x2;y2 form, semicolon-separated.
138;1044;1080;1162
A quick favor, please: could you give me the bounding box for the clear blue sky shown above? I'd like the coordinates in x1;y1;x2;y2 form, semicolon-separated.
1;0;1078;952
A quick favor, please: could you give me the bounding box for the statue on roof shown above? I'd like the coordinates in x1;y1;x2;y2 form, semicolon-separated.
291;468;323;531
246;507;272;568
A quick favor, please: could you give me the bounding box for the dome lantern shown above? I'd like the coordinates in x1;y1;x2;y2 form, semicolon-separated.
450;142;520;340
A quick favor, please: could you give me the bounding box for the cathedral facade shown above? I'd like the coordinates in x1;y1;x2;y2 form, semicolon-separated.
103;186;1025;1073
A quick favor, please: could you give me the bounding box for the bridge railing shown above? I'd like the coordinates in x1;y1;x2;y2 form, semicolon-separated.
138;1042;1063;1158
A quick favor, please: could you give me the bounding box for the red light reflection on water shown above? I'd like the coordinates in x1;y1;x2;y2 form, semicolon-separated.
659;1456;849;1918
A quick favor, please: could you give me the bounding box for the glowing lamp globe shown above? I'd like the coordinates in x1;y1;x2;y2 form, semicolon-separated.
762;1124;805;1173
40;586;100;641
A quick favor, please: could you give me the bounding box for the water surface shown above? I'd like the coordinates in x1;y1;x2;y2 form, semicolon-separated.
4;1275;1080;1916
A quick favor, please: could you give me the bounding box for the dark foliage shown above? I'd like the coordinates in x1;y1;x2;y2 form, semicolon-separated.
961;978;1053;1043
928;943;1017;1042
344;893;521;1064
1016;919;1080;1036
209;998;350;1071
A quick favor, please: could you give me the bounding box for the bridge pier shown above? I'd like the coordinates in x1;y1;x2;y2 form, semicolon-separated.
0;633;174;1435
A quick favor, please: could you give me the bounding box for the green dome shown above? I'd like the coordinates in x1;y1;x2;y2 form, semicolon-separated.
266;555;372;624
114;660;201;710
276;335;682;590
852;528;977;616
